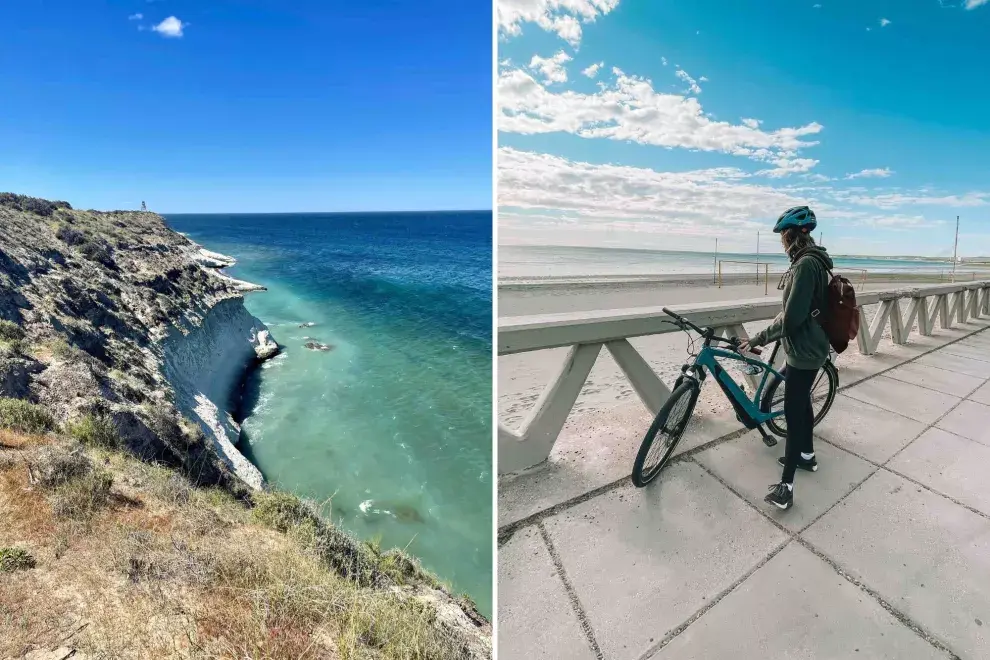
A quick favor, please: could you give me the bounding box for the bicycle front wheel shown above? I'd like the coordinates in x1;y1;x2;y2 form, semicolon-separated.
632;380;701;487
763;361;838;438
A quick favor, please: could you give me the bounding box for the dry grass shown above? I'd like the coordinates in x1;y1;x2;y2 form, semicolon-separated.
0;430;489;660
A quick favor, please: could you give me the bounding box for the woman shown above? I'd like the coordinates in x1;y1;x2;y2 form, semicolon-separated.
740;206;832;510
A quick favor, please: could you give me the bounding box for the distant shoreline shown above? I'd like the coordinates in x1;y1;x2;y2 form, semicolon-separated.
499;270;989;291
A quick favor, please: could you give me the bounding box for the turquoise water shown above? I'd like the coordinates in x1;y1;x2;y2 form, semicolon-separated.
165;213;492;615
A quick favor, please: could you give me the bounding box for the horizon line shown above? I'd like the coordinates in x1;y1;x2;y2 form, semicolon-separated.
158;208;492;215
498;242;966;261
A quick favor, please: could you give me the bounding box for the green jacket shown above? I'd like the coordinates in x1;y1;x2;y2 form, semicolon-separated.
752;246;832;370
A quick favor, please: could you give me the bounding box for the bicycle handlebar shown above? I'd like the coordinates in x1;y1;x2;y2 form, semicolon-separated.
662;307;761;355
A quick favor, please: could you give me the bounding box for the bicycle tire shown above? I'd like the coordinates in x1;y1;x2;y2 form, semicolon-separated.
763;361;839;438
632;380;701;487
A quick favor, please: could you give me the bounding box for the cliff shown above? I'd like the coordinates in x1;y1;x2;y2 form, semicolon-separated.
0;194;491;659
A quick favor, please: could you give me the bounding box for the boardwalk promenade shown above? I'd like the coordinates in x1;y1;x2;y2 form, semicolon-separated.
498;282;990;660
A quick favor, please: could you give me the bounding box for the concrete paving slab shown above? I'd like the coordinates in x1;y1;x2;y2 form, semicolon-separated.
543;461;788;660
968;380;990;406
957;334;990;351
889;427;990;518
815;394;927;464
650;542;947;660
803;470;990;660
938;342;990;364
497;407;737;527
936;399;990;448
883;361;984;397
497;527;598;660
694;431;875;532
842;375;960;425
915;350;990;379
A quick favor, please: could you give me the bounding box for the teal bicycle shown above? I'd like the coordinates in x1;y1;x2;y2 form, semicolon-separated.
631;307;838;487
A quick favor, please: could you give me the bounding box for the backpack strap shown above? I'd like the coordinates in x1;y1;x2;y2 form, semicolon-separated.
796;251;832;322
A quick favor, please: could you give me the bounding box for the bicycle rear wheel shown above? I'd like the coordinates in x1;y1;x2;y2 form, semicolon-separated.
632;380;701;487
763;361;838;438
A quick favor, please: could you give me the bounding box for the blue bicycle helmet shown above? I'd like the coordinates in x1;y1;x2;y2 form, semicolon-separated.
773;206;817;234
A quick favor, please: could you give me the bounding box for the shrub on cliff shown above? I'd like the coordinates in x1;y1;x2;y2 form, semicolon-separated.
0;320;24;342
51;468;114;519
0;320;25;355
0;398;55;434
55;224;86;246
27;442;113;520
78;236;115;268
69;413;121;449
0;192;71;216
0;547;35;573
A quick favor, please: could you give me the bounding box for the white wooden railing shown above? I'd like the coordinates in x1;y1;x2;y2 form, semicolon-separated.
498;280;990;474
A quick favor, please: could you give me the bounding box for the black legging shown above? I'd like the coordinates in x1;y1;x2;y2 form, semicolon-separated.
781;365;817;484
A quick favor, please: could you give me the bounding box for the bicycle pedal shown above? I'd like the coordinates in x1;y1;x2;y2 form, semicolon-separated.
757;427;778;447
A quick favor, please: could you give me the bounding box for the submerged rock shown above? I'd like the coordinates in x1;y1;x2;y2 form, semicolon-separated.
304;341;334;352
254;330;280;361
299;321;316;328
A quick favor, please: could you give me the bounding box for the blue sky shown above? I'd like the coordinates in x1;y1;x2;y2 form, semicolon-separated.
1;1;492;213
497;0;990;256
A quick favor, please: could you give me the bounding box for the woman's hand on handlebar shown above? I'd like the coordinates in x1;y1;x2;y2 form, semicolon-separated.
737;339;762;355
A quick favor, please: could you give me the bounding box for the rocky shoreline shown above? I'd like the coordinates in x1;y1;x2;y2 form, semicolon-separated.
0;194;276;492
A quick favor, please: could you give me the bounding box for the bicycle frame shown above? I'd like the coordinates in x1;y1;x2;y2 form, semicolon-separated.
683;341;786;430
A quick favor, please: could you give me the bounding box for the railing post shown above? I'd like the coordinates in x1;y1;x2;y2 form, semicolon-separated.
916;296;933;336
889;299;907;345
605;339;670;415
857;298;894;355
939;293;952;329
498;343;602;474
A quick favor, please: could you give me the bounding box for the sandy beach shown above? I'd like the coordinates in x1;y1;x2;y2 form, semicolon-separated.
497;275;940;449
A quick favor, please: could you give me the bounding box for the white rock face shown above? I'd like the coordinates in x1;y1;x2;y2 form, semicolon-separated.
254;329;279;360
160;297;268;489
193;248;237;269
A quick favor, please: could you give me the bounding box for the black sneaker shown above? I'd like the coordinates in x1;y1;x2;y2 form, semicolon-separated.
777;455;818;472
765;482;793;510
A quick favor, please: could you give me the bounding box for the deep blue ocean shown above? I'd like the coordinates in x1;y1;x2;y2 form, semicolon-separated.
164;212;492;615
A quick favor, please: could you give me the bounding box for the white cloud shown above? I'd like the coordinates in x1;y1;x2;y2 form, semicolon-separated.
152;16;186;37
498;148;814;242
699;76;709;82
661;57;668;66
529;51;572;84
880;17;891;26
759;158;820;178
846;167;893;179
831;189;988;209
813;3;822;7
128;13;143;20
582;61;604;78
497;0;621;46
966;0;990;9
675;68;702;94
497;66;823;169
498;148;983;249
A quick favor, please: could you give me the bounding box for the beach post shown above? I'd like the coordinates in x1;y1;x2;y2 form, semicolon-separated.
718;260;722;288
764;263;769;295
713;238;718;285
756;231;760;284
952;216;960;283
